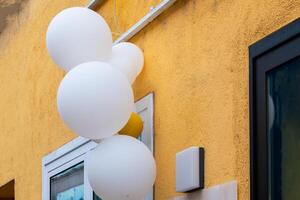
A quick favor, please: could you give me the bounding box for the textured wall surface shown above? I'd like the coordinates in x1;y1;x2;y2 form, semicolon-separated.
0;0;300;199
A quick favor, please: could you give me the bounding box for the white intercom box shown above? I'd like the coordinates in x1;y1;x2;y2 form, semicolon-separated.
176;146;204;192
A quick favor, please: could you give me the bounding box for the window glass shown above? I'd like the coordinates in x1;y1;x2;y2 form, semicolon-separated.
268;56;300;199
93;192;102;200
50;162;84;200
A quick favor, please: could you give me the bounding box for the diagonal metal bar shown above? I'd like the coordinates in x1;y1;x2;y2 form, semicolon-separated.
114;0;178;44
86;0;105;10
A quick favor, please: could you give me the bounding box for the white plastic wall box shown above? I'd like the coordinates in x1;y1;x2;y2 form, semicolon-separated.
176;147;204;193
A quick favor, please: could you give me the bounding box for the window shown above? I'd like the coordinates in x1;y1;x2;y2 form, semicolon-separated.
50;162;84;200
42;93;154;200
250;19;300;200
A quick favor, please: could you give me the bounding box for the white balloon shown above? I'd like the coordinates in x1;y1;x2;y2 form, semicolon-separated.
46;7;112;71
85;135;156;200
57;62;134;139
109;42;144;84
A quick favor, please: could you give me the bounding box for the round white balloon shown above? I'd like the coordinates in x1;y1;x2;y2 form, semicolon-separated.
57;62;134;139
85;135;156;200
46;7;112;71
109;42;144;84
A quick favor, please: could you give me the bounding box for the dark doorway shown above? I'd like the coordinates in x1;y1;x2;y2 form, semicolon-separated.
0;180;14;200
250;18;300;200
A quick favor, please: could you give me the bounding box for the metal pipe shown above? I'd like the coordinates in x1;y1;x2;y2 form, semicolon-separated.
114;0;178;44
86;0;104;10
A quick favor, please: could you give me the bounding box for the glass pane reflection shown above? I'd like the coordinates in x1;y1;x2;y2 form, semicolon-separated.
50;162;84;200
268;56;300;200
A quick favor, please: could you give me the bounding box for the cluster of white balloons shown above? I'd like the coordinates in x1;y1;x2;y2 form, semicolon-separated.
46;7;156;200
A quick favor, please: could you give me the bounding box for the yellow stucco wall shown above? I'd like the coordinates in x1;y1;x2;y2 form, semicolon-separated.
0;0;300;199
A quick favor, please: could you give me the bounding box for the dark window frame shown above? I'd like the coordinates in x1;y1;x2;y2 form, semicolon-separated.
249;18;300;200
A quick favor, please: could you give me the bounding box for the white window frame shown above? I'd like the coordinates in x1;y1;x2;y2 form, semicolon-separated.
42;93;154;200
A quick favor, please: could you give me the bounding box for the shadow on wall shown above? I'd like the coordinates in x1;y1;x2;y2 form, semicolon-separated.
0;0;28;35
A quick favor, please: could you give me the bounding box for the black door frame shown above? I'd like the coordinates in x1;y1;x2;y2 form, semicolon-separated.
249;18;300;200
